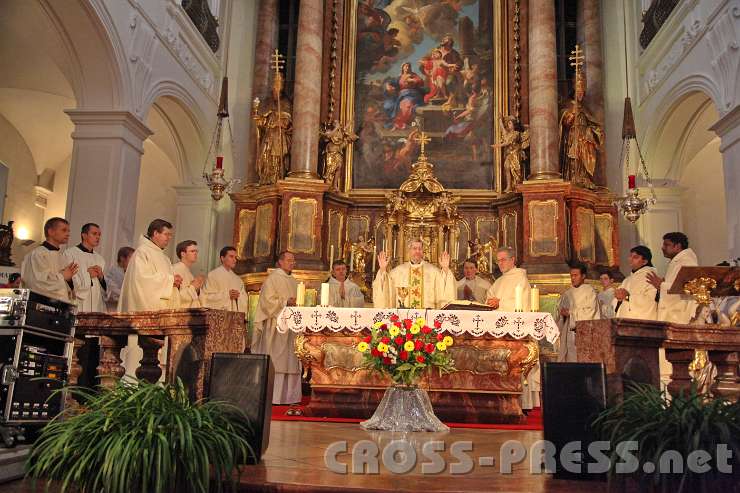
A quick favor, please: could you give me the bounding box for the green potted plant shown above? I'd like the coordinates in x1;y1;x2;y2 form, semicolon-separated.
26;378;254;493
592;382;740;492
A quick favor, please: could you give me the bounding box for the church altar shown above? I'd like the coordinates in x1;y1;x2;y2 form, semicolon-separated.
277;307;558;423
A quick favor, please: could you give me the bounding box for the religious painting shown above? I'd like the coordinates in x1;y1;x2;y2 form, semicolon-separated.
343;1;506;191
254;204;274;258
528;200;558;257
575;207;595;263
288;197;317;253
236;209;256;259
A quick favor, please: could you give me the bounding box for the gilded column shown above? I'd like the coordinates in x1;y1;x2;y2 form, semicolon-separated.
578;0;606;186
288;0;324;179
527;0;560;180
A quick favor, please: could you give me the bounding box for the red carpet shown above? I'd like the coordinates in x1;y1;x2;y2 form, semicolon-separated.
272;397;543;430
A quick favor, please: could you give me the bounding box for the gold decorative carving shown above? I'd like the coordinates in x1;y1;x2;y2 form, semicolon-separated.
512;0;522;121
288;197;318;253
594;213;614;265
322;342;366;372
236;209;256;259
294;334;316;378
491;114;529;192
688;349;716;396
254;204;274;257
528;200;559;257
503;212;518;253
520;340;540;379
683;277;717;306
328;209;344;262
321;120;358;191
447;346;511;375
575;207;595;263
326;0;339;122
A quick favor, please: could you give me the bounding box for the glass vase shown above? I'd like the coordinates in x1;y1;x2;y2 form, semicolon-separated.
360;384;448;432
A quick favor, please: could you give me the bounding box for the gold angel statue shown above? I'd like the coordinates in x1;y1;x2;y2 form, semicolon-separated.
348;236;375;273
491;115;529;193
321;120;358;191
252;70;292;186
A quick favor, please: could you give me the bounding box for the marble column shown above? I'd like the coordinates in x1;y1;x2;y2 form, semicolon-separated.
578;0;606;186
527;0;560;180
246;0;279;184
711;106;740;260
64;110;152;266
288;0;324;180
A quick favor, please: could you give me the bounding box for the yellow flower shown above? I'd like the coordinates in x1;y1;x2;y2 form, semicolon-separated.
388;326;400;337
357;342;369;353
403;341;415;352
436;342;447;351
443;336;453;347
415;318;426;327
377;342;388;353
373;321;384;329
409;324;420;335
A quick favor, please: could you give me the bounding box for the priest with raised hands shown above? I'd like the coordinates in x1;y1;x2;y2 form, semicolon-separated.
21;217;77;303
63;223;107;312
614;245;658;320
485;247;531;311
647;232;698;324
200;246;248;313
173;240;204;308
556;263;600;362
372;239;456;309
456;259;491;303
251;251;301;406
328;260;365;308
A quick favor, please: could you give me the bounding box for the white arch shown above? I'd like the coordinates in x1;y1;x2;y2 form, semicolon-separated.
141;79;213;136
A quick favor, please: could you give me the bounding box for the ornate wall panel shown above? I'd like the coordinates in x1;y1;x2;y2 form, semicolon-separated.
456;219;471;262
503;212;518;253
347;215;370;243
288;198;318;254
528;200;558;257
476;217;499;245
254;204;274;257
236;209;256;259
327;209;344;261
595;213;615;265
575;207;595;263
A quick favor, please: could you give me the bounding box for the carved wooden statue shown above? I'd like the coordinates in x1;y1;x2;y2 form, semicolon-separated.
252;70;292;186
321;120;357;191
491;115;529;193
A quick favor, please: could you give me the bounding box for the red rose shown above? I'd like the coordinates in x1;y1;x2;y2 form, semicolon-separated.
371;349;380;357
422;325;432;334
400;351;409;361
403;319;412;329
382;357;391;365
381;336;390;344
425;343;435;353
394;321;402;328
433;320;442;329
394;336;404;345
380;324;388;331
436;333;444;341
390;314;399;322
416;355;426;364
414;339;423;351
406;332;414;341
363;335;372;343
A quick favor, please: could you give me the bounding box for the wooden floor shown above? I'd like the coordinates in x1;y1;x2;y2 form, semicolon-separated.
4;421;607;492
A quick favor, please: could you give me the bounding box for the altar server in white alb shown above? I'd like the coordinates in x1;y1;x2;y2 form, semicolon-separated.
104;246;134;311
456;259;491;303
328;260;365;308
485;247;531;311
614;245;658;320
597;270;616;319
173;240;204;308
200;246;248;314
647;232;699;324
118;219;181;312
21;217;77;303
252;251;301;405
63;223;107;312
556;263;600;362
373;240;456;309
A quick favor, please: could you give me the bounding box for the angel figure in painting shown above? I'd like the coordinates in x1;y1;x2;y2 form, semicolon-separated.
252;71;292;186
491;115;529;193
321;120;358;191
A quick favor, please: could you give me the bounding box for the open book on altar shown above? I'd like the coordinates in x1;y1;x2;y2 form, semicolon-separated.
441;300;496;311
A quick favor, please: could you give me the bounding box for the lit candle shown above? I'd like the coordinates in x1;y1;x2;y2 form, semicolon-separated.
392;237;397;259
628;174;636;189
466;245;471;259
296;282;306;307
320;282;330;306
216;156;223;169
530;285;540;312
329;245;334;271
372;248;377;272
514;284;523;312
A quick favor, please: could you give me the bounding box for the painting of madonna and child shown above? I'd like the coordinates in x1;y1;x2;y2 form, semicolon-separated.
352;0;497;190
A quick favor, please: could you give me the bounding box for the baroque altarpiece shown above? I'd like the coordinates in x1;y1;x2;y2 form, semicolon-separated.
231;0;619;299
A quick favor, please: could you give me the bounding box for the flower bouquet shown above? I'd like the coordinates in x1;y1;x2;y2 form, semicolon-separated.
356;314;455;432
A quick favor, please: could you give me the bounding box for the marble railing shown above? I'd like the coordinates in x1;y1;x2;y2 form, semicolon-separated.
71;308;247;400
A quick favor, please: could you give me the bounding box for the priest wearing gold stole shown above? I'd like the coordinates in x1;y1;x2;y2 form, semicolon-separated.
372;240;455;309
647;232;698;324
328;260;365;308
456;259;491;303
172;240;204;309
200;246;248;314
21;217;77;303
614;245;658;320
556;263;600;362
252;251;301;405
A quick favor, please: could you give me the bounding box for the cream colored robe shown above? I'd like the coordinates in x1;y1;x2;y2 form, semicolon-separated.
328;277;365;308
118;235;179;312
20;243;73;302
456;276;492;303
173;261;201;308
614;266;658;320
556;284;600;362
485;267;532;312
63;245;106;312
200;265;248;313
657;248;698;324
251;268;301;405
372;261;456;309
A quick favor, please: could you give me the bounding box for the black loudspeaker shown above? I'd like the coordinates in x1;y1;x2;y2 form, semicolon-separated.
208;353;274;463
542;362;607;480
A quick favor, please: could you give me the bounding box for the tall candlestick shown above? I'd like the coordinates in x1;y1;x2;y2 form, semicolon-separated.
392;237;397;260
296;282;306;306
320;282;330;306
329;245;334;271
514;284;523;312
372;248;377;272
530;285;540;312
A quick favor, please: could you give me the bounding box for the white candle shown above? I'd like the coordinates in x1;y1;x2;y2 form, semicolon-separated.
296;282;306;307
329;245;334;271
372;248;377;272
514;284;523;312
531;285;540;312
320;282;330;306
466;245;471;259
489;248;493;272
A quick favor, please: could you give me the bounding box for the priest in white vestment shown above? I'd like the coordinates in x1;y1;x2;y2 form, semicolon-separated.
21;217;76;303
456;259;491;303
614;245;658;320
328;260;365;308
372;240;455;309
597;271;616;319
200;246;248;313
104;246;134;312
556;264;600;362
251;251;301;405
63;223;107;312
173;240;204;309
647;232;698;324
